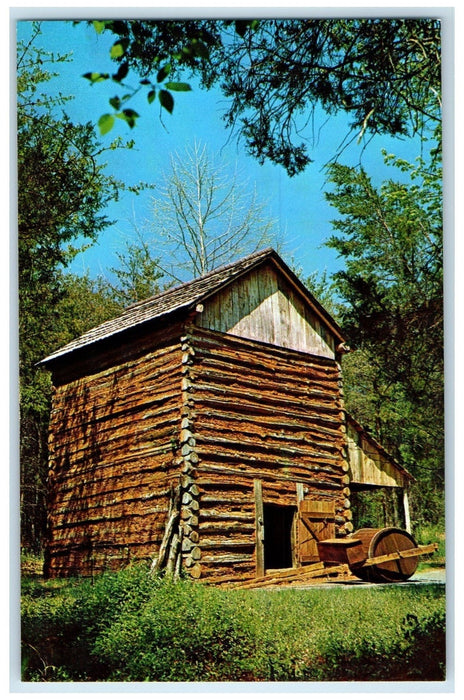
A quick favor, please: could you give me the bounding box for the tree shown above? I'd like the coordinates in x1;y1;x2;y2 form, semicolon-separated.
54;273;125;348
108;231;165;306
146;141;279;281
303;269;342;321
84;18;441;175
324;147;443;525
17;24;133;551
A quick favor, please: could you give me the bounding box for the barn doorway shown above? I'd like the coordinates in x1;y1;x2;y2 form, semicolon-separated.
263;504;296;570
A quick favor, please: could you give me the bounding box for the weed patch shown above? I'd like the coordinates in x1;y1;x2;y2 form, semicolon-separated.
21;563;446;682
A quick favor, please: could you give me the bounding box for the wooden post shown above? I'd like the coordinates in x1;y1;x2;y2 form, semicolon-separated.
403;488;411;533
254;479;265;577
392;488;400;527
294;483;305;567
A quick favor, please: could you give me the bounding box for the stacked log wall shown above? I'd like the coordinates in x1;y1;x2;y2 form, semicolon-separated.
45;326;185;577
184;325;349;582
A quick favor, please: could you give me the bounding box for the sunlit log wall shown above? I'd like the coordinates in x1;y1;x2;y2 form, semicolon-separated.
42;250;413;582
182;325;347;583
44;319;348;580
44;322;186;578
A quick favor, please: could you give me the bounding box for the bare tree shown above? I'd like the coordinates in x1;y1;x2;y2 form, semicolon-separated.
150;140;280;281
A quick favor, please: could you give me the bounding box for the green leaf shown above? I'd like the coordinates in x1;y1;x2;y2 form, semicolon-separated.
83;72;110;84
113;62;129;83
109;96;121;110
110;42;126;59
147;90;156;104
156;64;171;83
109;20;128;35
98;114;115;135
116;109;140;129
234;20;260;37
122;109;139;119
159;89;174;114
191;39;209;59
164;82;192;92
92;21;107;34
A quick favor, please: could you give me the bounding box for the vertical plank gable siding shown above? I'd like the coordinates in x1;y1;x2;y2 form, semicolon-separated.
45;333;185;577
186;326;347;581
197;264;336;358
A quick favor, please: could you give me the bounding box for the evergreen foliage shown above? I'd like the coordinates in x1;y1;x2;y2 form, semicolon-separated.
324;147;443;525
107;235;165;306
17;25;130;550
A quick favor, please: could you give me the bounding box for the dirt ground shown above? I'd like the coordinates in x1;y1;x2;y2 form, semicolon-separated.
290;566;447;590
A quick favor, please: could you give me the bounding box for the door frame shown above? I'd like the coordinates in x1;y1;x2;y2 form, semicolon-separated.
254;480;338;575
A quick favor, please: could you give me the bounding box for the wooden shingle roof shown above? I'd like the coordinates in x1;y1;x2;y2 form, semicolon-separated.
40;248;346;367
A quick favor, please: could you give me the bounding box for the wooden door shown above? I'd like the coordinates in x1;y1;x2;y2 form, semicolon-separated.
297;500;335;564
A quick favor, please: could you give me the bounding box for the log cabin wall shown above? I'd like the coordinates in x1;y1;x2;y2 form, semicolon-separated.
39;249;414;582
40;250;357;581
182;325;349;583
44;323;186;578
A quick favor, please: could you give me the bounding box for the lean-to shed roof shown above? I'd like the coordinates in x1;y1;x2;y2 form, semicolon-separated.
346;414;415;484
40;247;346;367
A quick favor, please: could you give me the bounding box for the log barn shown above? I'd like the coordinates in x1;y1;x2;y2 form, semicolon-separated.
39;248;413;582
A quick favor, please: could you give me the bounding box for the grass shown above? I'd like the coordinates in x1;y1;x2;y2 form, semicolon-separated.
20;561;446;683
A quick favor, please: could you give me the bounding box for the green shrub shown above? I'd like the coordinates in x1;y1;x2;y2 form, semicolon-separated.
94;579;260;681
21;586;86;680
21;564;446;682
414;523;446;567
21;564;159;681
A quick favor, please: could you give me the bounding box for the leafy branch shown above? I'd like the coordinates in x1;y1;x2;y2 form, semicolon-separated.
83;20;206;134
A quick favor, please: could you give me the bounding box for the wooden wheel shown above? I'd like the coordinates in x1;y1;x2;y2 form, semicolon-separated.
351;527;418;583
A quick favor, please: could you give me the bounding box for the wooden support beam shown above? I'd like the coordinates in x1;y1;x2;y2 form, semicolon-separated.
229;562;351;589
403;488;412;533
254;479;265;578
356;543;438;569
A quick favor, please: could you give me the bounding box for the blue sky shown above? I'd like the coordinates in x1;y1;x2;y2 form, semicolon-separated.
17;17;431;285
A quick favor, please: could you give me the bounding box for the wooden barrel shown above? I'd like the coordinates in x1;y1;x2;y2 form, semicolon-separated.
350;527;418;583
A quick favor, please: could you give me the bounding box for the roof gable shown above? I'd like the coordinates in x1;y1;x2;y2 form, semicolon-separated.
40;248;346;367
197;261;337;357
